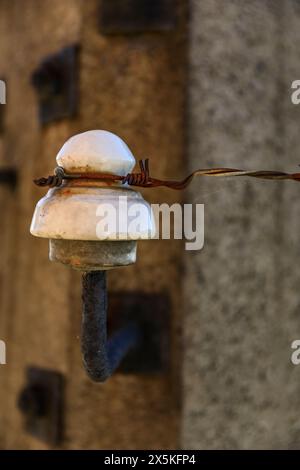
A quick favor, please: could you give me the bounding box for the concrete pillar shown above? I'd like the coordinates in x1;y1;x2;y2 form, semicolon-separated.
183;0;300;449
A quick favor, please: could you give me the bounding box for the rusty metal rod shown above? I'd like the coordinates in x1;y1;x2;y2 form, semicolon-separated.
81;271;140;382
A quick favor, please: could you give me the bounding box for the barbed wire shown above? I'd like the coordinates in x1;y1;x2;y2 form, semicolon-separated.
34;159;300;190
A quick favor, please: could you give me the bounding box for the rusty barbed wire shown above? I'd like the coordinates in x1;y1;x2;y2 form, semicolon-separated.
33;158;300;190
33;166;65;187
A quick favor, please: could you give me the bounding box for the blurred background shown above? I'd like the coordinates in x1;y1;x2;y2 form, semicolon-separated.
1;0;300;450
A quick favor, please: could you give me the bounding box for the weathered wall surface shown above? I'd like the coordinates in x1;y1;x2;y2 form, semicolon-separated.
183;0;300;449
0;0;187;449
0;0;82;450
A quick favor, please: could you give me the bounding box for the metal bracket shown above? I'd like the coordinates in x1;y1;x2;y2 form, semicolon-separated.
108;291;170;373
17;367;64;445
99;0;176;35
31;45;78;125
0;168;17;190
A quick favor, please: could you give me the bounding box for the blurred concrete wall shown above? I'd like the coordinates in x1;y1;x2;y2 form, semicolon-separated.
183;0;300;449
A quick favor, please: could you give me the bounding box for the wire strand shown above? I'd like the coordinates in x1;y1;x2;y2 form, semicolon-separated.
33;159;300;190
